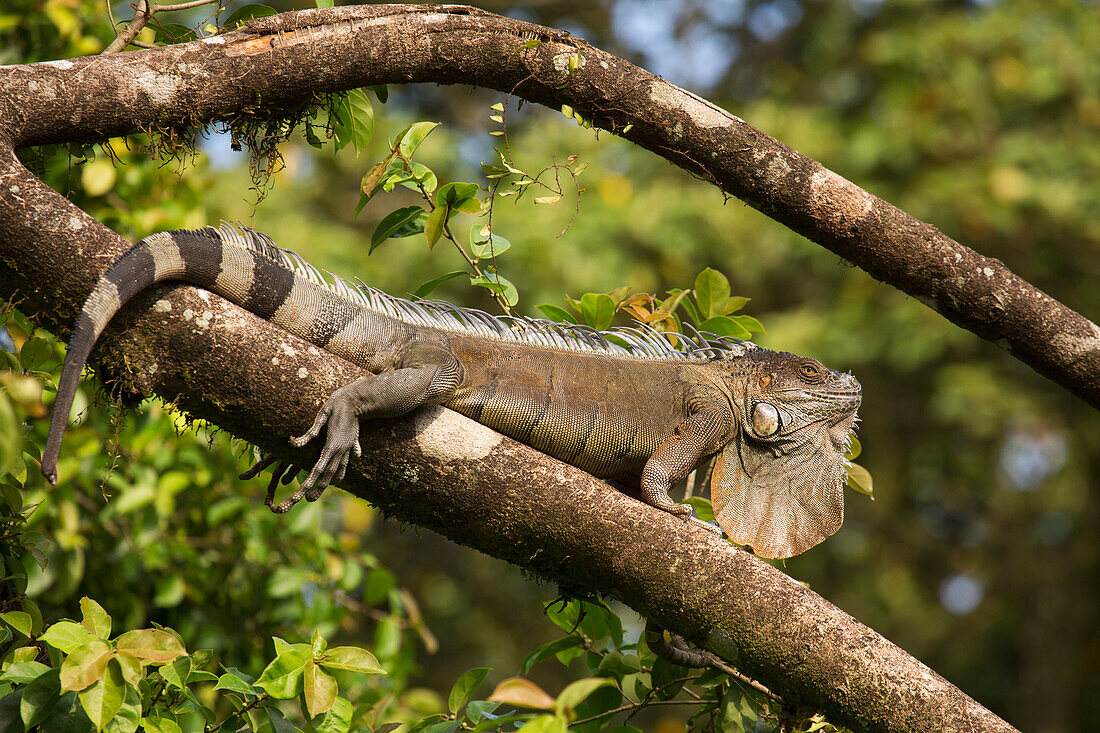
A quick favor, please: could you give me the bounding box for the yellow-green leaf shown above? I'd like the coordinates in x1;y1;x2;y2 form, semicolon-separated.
114;629;185;664
114;652;143;688
319;646;385;674
78;661;125;731
41;621;96;653
60;640;112;692
845;463;874;498
303;661;338;718
1;611;32;637
844;436;862;461
80;598;111;639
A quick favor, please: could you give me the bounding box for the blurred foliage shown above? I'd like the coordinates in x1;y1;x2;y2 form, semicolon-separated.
3;0;1100;732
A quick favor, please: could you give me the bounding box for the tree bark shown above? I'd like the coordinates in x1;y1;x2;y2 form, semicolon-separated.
0;4;1042;732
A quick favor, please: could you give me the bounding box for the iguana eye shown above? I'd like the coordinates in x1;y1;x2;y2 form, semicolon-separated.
751;402;781;437
798;362;822;382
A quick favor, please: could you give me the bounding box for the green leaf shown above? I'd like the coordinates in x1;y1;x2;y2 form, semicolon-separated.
534;304;577;325
448;667;490;714
424;205;447;249
521;636;585;675
303;662;337;718
60;640;111;693
397;121;441;159
319;646;385;675
77;661;124;731
580;293;616;331
114;629;185;664
153;23;197;44
730;314;765;335
223;3;276;28
371;206;426;252
464;700;501;725
469;273;518;307
141;715;182;733
694;268;731;321
383;161;438;194
577;602;623;646
1;611;32;637
469;226;511;259
554;678;616;716
41;622;97;653
369;84;388;103
19;667;60;729
158;656;191;691
79;598;111;639
845;463;874;498
103;683;140;733
435;182;480;209
333;88;375;154
698;316;752;340
214;671;257;696
0;661;50;684
719;689;759;733
517;714;568;733
255;648;309;698
19;336;52;371
316;696;353;733
648;655;686;700
595;651;641;680
413;271;466;299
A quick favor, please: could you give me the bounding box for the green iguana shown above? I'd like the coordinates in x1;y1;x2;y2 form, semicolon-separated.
41;223;861;559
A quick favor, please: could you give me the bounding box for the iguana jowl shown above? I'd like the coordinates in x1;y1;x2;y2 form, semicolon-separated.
41;223;861;559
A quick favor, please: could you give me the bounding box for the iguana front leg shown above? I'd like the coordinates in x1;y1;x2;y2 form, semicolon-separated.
255;342;462;512
641;407;730;533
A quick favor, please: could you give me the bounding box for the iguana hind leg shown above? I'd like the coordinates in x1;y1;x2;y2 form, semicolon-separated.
254;342;462;511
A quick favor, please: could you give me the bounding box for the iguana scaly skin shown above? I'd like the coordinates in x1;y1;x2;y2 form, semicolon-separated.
41;224;861;559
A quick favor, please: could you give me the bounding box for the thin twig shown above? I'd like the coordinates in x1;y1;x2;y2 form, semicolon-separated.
101;0;222;54
102;0;152;54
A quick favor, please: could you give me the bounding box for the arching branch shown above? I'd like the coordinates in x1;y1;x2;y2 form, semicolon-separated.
1;4;1096;407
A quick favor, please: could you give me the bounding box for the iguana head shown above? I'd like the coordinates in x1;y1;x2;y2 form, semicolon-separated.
712;350;862;559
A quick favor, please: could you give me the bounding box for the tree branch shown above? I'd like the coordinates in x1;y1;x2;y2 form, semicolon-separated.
0;4;1095;407
0;5;1042;731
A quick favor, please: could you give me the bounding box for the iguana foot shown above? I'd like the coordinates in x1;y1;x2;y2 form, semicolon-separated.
240;454;309;513
285;384;365;499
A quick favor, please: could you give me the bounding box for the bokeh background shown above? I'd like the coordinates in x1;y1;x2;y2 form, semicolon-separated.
4;1;1098;730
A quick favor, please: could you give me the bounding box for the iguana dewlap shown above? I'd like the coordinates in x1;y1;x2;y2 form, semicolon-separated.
41;223;861;559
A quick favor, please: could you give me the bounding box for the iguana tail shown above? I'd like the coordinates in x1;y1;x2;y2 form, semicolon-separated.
40;225;365;484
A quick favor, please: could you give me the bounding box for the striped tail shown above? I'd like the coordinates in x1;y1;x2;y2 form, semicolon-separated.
40;225;362;483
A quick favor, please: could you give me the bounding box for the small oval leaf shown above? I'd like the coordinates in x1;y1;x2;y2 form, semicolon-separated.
487;677;555;710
